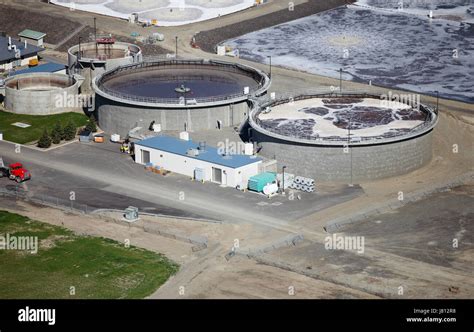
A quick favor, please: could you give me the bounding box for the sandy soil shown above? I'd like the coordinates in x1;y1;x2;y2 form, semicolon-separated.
152;252;379;299
0;198;377;298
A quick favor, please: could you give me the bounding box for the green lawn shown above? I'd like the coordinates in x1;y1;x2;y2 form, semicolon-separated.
0;111;88;144
0;211;179;299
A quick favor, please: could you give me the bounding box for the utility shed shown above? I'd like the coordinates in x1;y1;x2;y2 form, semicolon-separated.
135;135;262;188
18;30;46;47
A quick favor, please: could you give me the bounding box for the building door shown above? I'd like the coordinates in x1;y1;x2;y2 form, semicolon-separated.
236;171;242;186
212;167;222;184
141;150;150;164
222;170;227;186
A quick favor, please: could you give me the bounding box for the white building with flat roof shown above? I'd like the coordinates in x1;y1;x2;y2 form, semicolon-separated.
134;135;262;188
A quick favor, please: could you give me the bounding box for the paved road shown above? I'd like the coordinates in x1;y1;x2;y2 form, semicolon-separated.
0;139;362;228
2;179;210;220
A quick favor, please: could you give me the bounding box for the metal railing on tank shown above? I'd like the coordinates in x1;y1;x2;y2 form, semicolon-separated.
99;86;252;105
96;59;268;105
250;89;438;146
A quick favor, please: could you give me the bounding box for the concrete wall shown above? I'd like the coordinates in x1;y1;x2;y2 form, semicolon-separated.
74;62;106;94
4;73;81;115
250;128;434;183
96;94;251;136
135;144;261;187
68;42;142;93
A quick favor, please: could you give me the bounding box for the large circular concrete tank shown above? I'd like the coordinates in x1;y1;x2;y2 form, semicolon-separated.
5;73;81;115
248;94;439;183
92;59;271;136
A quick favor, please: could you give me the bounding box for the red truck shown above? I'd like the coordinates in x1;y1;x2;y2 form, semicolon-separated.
0;160;31;183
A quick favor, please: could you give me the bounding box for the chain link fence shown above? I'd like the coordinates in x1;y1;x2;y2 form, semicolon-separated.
0;186;219;224
0;186;210;250
0;186;91;214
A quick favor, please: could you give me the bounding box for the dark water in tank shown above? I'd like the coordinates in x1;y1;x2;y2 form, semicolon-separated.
106;74;252;99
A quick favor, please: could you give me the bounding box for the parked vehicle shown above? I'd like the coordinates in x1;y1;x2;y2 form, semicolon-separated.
0;159;31;183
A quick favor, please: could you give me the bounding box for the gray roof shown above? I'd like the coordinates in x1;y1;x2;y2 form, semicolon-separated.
18;29;47;40
0;36;44;64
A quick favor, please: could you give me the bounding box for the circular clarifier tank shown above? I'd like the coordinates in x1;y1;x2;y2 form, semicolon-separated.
254;96;431;141
93;59;270;135
67;41;142;93
5;73;81;115
102;67;256;99
68;42;142;63
249;94;438;182
6;73;75;91
97;59;268;102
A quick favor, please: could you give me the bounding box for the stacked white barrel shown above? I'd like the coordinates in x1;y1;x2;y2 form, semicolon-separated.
289;176;315;192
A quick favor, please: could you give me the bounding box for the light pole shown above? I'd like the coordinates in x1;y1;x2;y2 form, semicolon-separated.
184;81;187;106
282;165;287;195
268;55;272;78
94;17;97;55
78;37;82;60
348;113;353;187
175;36;178;58
339;68;342;93
436;90;439;113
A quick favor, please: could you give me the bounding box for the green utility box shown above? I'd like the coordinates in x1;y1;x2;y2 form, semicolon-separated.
248;172;276;192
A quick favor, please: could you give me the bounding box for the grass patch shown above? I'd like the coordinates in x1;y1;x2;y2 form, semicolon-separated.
0;111;88;144
0;211;179;299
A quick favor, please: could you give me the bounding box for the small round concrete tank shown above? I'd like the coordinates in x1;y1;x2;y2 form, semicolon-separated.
5;73;81;115
68;41;142;93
